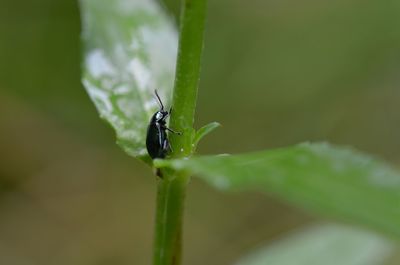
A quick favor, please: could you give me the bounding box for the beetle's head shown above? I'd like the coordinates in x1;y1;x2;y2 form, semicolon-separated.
155;110;168;121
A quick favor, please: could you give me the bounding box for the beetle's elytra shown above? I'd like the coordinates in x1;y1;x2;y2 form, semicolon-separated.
146;90;181;159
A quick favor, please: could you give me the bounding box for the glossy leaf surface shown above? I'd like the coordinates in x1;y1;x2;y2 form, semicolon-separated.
80;0;178;159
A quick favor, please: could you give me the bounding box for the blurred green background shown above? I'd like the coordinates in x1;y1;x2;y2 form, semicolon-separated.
1;0;400;264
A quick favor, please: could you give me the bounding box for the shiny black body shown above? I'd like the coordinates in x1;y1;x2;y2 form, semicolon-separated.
146;111;169;159
146;91;180;159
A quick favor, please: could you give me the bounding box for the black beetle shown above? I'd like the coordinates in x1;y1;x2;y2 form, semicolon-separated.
146;90;181;159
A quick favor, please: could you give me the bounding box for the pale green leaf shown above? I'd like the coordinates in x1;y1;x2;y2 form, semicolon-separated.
79;0;177;160
235;224;394;265
155;142;400;237
193;122;221;150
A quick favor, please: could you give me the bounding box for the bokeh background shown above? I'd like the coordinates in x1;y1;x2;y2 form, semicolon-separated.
1;0;400;264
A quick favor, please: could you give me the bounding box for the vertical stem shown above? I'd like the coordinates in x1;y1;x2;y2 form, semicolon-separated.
153;0;208;265
169;0;208;157
153;173;189;265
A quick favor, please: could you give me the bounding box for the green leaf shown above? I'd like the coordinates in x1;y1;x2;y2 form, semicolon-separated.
155;142;400;237
79;0;177;160
193;122;221;150
235;224;394;265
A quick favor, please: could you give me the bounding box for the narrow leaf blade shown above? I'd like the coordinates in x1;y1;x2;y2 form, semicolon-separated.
155;142;400;237
79;0;177;159
235;224;394;265
193;122;221;149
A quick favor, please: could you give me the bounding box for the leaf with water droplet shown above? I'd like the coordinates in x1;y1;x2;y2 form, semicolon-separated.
79;0;177;161
155;142;400;237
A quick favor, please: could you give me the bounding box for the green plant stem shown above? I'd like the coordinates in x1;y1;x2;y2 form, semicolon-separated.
153;0;208;265
153;173;190;265
169;0;208;157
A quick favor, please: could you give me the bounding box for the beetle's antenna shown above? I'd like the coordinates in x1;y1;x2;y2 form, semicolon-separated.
154;90;164;110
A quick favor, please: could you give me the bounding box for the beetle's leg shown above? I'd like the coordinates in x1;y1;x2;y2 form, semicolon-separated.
162;138;173;154
167;140;173;152
166;127;182;135
156;168;163;179
162;138;169;150
162;125;182;135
